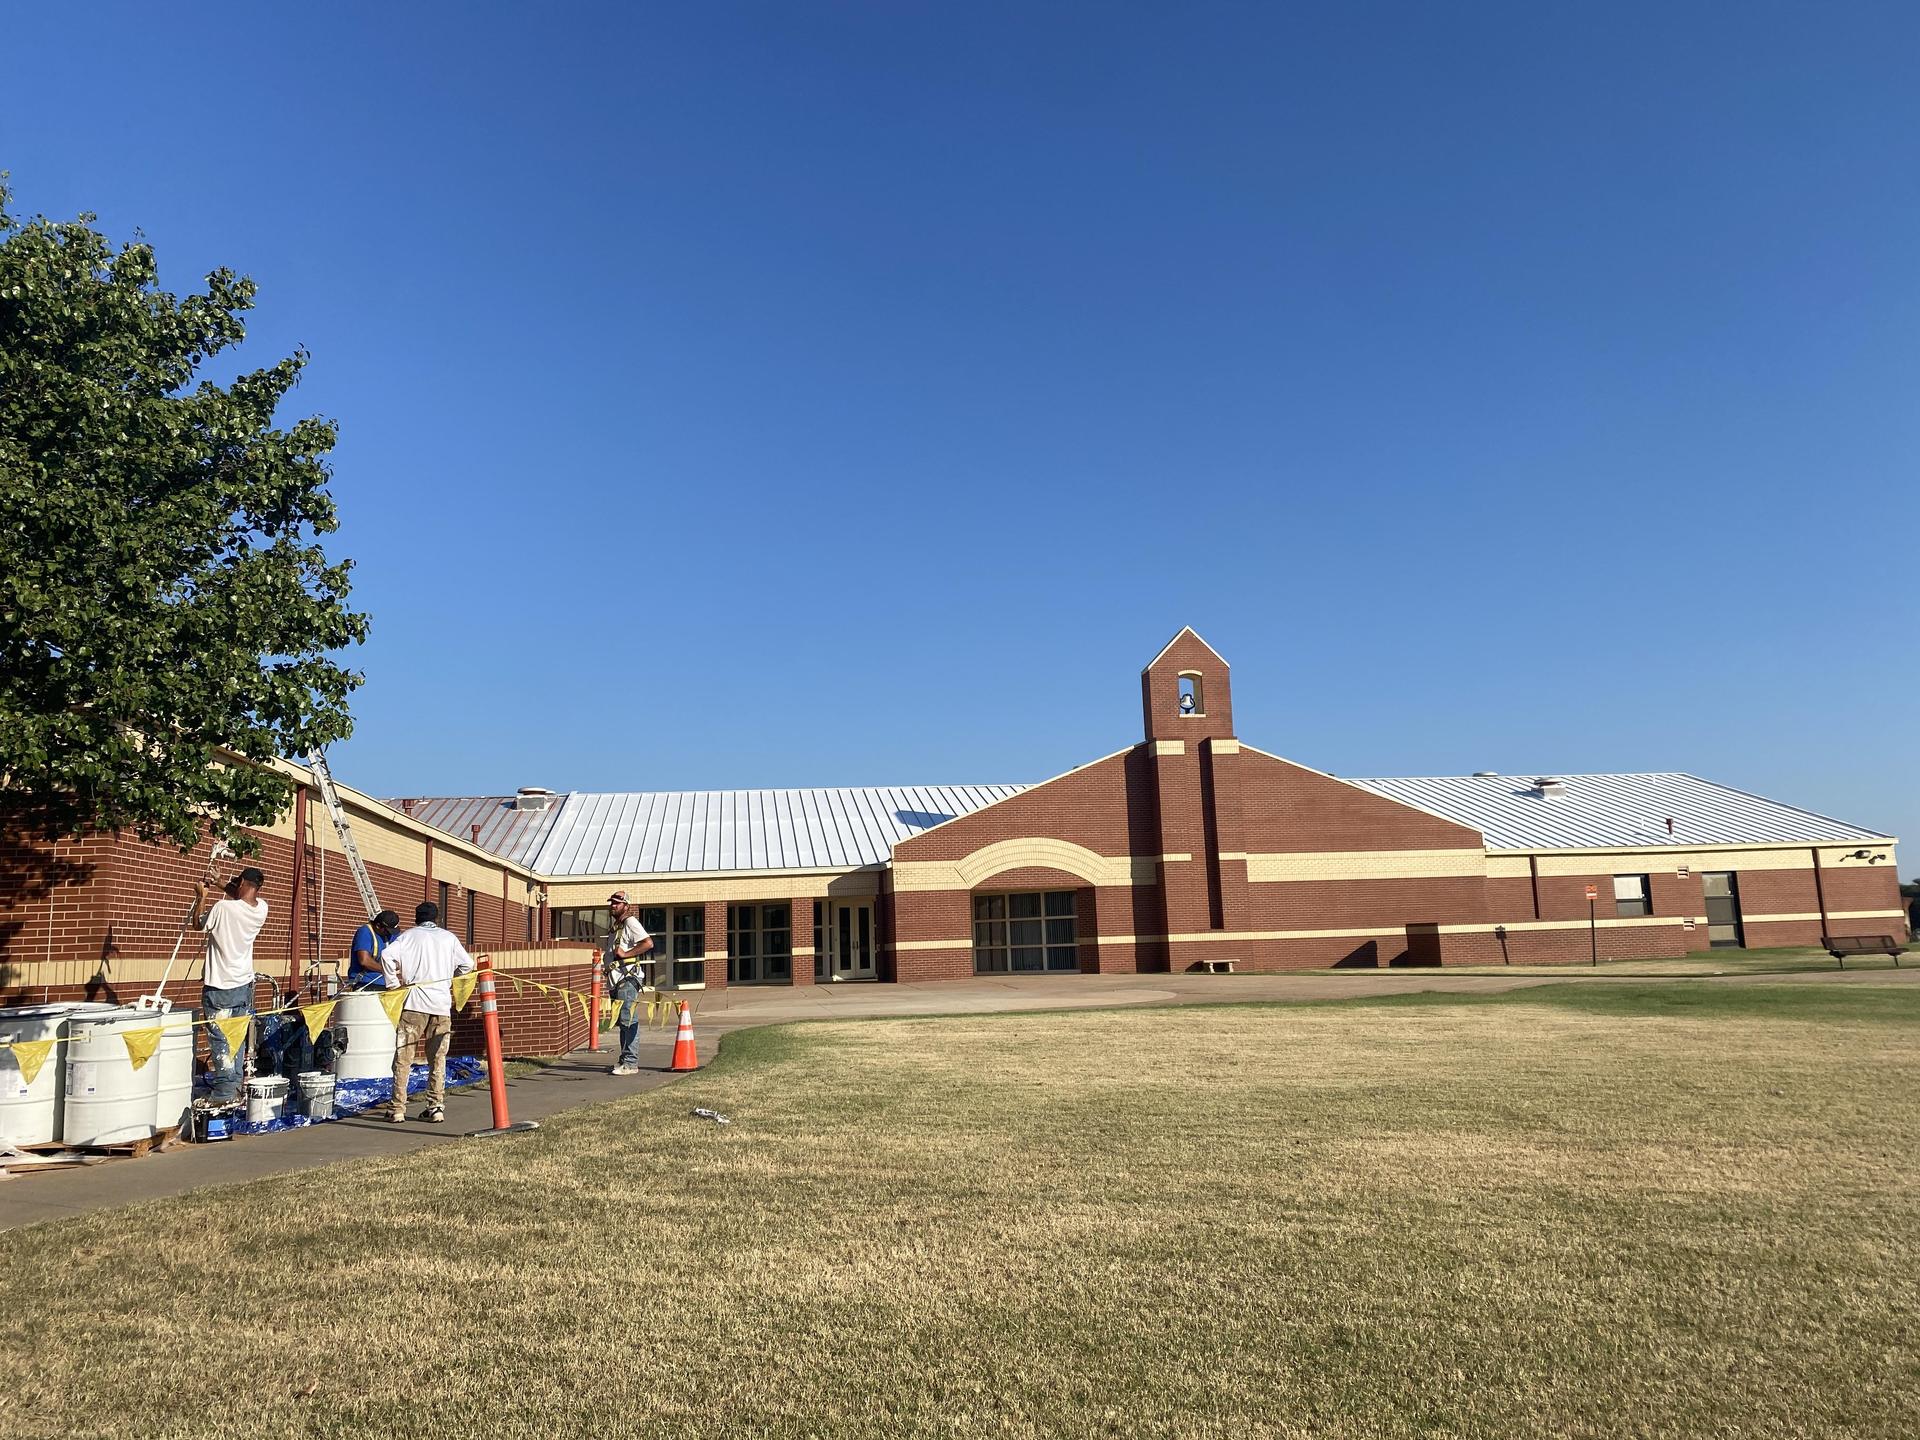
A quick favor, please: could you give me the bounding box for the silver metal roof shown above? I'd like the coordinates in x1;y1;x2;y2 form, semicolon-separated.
526;785;1027;876
382;795;565;867
1347;773;1894;851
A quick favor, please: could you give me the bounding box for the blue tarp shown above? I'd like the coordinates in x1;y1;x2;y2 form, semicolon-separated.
232;1056;488;1135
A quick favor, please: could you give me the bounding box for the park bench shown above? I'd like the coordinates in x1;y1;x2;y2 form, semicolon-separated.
1192;958;1237;974
1820;934;1906;968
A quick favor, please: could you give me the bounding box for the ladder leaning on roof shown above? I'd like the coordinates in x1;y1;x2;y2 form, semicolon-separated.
308;749;382;922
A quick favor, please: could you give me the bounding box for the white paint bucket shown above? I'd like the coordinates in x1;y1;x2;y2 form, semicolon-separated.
245;1074;289;1125
294;1069;336;1120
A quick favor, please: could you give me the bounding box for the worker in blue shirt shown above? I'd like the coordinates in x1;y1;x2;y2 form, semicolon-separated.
348;911;401;989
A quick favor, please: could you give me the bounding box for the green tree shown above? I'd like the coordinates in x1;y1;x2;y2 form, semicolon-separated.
0;180;366;851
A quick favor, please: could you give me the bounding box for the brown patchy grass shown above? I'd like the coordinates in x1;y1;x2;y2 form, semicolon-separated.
1;984;1916;1439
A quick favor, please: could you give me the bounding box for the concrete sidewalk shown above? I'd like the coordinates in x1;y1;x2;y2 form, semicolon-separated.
3;966;1910;1231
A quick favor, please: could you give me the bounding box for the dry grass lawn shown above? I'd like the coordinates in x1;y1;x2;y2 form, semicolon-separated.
2;983;1916;1439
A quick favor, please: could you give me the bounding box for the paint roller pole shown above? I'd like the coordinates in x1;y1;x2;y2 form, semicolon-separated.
466;953;539;1139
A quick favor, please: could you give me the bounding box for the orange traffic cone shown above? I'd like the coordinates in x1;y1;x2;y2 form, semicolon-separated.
668;1002;699;1072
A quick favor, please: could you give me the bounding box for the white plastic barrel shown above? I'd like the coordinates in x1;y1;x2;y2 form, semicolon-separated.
333;988;397;1080
152;1007;196;1133
63;1007;162;1146
0;1003;112;1147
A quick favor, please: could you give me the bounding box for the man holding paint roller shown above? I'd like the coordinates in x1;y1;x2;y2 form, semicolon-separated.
191;865;269;1103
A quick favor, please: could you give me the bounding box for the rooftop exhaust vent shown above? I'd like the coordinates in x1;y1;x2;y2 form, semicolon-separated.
1471;771;1500;778
515;787;558;812
1532;777;1568;798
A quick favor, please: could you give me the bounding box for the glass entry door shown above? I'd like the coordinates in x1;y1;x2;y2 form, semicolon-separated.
1701;872;1744;948
826;901;876;981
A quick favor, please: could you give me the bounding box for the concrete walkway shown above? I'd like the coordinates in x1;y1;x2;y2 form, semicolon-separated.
2;966;1910;1231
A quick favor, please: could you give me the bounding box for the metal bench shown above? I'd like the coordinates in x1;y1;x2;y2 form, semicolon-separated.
1191;958;1237;974
1821;934;1906;968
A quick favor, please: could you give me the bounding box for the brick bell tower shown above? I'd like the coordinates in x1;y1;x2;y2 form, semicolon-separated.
1141;628;1248;969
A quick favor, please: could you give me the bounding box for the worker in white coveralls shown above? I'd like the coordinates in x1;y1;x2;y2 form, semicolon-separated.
604;890;656;1076
192;865;269;1103
380;900;475;1123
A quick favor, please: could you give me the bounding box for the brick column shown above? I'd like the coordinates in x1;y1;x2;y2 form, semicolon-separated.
703;898;729;989
1204;738;1249;935
791;896;817;986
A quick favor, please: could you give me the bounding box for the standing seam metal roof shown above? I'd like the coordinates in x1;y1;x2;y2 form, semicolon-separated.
525;785;1026;875
1347;773;1893;851
380;795;565;867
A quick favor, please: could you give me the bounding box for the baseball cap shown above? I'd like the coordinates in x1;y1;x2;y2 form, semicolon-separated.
608;890;630;905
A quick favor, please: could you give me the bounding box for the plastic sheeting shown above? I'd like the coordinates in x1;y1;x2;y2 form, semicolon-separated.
232;1056;487;1135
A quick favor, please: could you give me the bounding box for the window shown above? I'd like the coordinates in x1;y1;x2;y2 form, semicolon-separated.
437;881;451;928
1613;874;1652;917
973;891;1078;974
728;904;792;984
671;907;706;987
465;889;477;947
814;901;825;980
550;906;611;944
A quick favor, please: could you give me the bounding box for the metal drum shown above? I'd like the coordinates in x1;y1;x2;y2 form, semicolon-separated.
0;1003;113;1147
63;1007;161;1147
152;1007;196;1134
332;988;397;1080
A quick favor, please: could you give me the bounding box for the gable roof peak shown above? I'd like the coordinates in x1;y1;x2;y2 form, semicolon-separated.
1143;625;1229;673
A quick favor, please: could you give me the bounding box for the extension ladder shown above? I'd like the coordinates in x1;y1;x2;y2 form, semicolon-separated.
308;749;382;922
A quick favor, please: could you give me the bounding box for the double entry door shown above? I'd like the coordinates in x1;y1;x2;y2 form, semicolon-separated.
817;900;876;981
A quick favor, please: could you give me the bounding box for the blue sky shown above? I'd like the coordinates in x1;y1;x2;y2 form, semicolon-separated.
8;4;1917;856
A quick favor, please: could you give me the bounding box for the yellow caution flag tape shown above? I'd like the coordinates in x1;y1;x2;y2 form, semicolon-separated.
377;987;410;1026
121;1025;164;1072
451;971;479;1012
213;1013;253;1059
8;1037;55;1087
300;1000;338;1044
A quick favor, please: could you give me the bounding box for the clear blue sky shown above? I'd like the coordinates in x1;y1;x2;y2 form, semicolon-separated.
8;4;1917;856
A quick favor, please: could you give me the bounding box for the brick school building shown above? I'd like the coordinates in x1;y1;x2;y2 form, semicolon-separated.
1;629;1905;1047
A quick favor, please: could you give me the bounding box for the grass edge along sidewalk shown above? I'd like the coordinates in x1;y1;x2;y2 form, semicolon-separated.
1;981;1915;1440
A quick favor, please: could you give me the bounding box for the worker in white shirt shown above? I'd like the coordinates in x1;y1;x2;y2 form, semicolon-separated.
603;890;656;1076
191;865;269;1103
379;900;475;1124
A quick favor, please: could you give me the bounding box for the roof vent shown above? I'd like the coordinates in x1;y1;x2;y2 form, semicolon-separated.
1472;771;1500;778
1532;777;1568;798
514;787;557;812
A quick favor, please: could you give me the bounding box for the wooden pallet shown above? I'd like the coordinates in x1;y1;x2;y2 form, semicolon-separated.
11;1124;180;1161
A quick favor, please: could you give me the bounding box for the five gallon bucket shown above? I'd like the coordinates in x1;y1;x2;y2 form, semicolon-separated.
245;1075;289;1125
63;1008;161;1147
294;1070;336;1120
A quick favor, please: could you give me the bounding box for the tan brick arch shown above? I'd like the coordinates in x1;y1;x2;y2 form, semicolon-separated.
893;838;1154;893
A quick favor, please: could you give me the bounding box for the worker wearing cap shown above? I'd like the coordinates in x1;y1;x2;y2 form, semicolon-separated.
191;865;269;1104
348;911;400;989
604;891;656;1076
380;901;475;1123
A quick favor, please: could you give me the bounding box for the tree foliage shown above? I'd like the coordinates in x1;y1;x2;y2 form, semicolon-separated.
0;181;367;850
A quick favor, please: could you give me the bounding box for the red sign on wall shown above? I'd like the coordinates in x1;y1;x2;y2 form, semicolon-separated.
1584;884;1599;900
